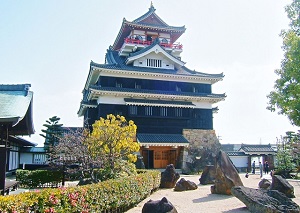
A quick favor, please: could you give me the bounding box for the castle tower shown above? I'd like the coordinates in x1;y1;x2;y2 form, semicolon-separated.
78;4;225;169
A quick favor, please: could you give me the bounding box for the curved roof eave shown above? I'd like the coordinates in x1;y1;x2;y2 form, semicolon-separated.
88;65;224;86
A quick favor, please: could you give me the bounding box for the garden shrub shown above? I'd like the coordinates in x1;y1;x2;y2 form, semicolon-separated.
0;170;160;213
16;169;62;188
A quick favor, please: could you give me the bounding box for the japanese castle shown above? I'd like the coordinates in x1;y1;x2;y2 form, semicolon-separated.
78;4;225;169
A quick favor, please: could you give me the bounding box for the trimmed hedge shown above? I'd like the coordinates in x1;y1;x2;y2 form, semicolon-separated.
0;170;160;213
16;169;63;188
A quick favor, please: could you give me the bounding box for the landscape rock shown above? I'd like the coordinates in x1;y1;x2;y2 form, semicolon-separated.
211;150;243;195
258;178;271;189
174;178;198;191
270;175;295;198
199;165;215;185
231;186;300;213
160;164;180;188
142;197;178;213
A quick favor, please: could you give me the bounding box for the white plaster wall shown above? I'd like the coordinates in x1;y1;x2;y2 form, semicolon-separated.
20;153;33;164
229;156;248;168
97;96;213;109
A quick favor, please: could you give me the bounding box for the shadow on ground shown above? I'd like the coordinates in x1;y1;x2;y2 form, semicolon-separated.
193;193;232;203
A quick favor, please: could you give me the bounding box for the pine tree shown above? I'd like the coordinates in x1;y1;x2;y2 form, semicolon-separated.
40;116;63;150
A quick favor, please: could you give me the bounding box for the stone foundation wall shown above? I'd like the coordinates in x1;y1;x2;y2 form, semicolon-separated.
181;129;221;173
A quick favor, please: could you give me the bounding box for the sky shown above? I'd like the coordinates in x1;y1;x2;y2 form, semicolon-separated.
0;0;298;146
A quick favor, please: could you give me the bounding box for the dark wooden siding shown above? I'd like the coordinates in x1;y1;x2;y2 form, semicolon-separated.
85;104;213;133
99;76;211;93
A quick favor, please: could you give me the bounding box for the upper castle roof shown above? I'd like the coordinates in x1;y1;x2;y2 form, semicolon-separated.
112;4;186;50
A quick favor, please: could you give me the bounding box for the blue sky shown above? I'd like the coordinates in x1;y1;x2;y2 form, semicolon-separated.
1;0;297;146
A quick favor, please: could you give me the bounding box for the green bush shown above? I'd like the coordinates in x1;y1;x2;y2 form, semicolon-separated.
0;170;160;212
16;169;62;188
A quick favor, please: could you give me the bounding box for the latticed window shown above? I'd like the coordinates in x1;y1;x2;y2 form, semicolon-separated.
175;108;182;117
129;105;137;115
160;107;167;116
135;82;141;89
116;81;122;88
145;106;153;116
146;59;162;68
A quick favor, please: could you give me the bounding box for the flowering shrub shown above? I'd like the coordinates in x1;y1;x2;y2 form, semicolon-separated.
0;170;160;212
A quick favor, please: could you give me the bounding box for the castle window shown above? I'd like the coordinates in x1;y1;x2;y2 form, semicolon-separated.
160;107;168;116
135;82;141;89
193;86;198;93
129;105;137;115
146;59;162;68
145;106;153;116
175;108;182;117
116;81;122;88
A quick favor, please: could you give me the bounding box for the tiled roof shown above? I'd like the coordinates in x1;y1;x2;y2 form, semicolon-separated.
137;133;189;144
124;98;195;107
133;4;168;26
9;135;37;147
21;147;47;153
125;21;185;32
90;86;226;99
239;144;276;153
226;151;247;156
0;84;33;129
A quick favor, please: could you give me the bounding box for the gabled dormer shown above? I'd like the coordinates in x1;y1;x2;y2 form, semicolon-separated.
125;39;185;70
112;3;186;57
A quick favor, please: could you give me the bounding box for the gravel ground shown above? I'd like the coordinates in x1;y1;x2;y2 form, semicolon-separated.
126;173;300;213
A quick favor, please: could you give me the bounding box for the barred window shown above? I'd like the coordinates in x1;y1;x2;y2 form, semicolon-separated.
116;81;122;88
145;106;153;116
146;59;162;68
135;82;141;89
160;107;168;116
175;108;182;117
129;105;137;115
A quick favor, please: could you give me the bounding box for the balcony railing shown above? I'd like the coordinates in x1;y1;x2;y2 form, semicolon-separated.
124;38;183;49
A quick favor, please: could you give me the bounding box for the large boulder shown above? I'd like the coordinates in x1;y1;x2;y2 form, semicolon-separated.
199;165;215;185
211;150;243;195
142;197;178;213
134;155;145;169
174;178;198;191
258;178;271;189
160;164;180;188
232;186;300;213
270;175;295;198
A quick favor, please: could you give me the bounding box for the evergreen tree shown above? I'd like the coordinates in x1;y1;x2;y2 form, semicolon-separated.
40;116;63;150
275;134;295;178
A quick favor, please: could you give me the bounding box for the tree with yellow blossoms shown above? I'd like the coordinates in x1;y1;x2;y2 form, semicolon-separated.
85;114;140;176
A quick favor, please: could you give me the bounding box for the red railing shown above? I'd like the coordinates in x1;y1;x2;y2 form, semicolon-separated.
124;38;183;49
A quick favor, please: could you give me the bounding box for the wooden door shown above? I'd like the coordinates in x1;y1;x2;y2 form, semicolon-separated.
154;150;170;168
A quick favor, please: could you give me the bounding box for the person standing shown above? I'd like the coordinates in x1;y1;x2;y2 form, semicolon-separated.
252;161;255;174
264;161;269;174
259;162;263;178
